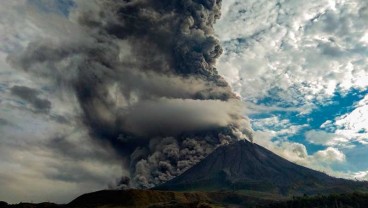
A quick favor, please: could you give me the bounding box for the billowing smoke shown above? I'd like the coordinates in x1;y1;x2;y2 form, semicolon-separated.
8;0;253;188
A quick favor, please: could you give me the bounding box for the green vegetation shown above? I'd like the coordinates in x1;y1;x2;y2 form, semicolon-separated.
264;192;368;208
3;190;368;208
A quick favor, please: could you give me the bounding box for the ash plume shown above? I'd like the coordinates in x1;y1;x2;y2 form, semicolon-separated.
8;0;253;188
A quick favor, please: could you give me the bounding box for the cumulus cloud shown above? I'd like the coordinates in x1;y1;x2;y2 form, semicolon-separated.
321;94;368;144
251;116;308;143
216;0;368;109
255;132;347;173
308;94;368;149
305;130;351;147
352;171;368;181
252;116;347;176
313;147;346;163
215;0;368;181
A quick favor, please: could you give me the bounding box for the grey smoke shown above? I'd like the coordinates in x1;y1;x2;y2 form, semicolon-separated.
132;136;221;187
0;118;14;127
119;98;246;137
7;0;253;188
10;85;51;113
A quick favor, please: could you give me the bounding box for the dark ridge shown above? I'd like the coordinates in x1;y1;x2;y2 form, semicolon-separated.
0;202;8;208
266;192;368;208
1;202;60;208
67;189;213;208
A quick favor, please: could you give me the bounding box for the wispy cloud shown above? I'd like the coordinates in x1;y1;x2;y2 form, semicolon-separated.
217;0;368;108
217;0;368;179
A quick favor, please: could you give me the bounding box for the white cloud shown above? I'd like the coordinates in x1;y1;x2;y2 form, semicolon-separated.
305;130;352;147
352;171;368;181
313;147;346;163
216;0;368;109
252;116;307;134
252;116;309;163
216;0;368;181
252;116;347;176
255;130;347;173
320;94;368;144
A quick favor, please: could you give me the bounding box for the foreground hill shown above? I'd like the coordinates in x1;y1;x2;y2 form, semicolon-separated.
68;189;213;207
4;190;368;208
3;141;368;207
157;140;367;195
1;189;282;208
266;192;368;208
67;189;285;207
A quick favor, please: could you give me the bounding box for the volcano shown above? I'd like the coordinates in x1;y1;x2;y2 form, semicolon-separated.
156;140;367;196
2;141;368;208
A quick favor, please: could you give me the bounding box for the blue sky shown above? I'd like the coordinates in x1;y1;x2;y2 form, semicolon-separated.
248;89;368;172
0;0;367;204
216;0;368;180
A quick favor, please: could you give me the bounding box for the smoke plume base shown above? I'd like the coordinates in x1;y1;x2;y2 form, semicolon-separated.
8;0;253;188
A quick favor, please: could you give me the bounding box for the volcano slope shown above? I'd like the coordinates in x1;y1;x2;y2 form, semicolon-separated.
3;141;368;208
156;140;368;196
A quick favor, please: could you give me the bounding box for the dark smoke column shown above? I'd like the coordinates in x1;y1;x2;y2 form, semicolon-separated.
8;0;253;188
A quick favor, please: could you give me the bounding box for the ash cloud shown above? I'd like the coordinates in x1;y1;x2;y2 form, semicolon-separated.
7;0;253;188
10;85;51;113
0;118;14;127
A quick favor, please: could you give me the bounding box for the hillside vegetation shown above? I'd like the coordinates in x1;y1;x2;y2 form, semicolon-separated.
3;190;368;208
265;192;368;208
